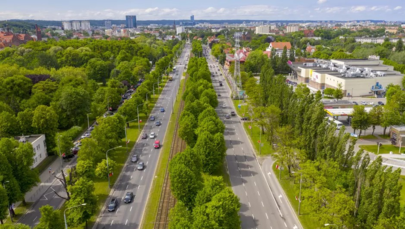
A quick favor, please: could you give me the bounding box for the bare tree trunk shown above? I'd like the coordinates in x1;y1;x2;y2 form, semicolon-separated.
383;127;387;136
372;126;375;135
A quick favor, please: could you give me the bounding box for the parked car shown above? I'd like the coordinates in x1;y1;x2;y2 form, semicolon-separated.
361;101;367;105
218;94;221;96
352;101;358;105
108;198;118;212
62;153;74;160
241;117;249;121
124;192;134;204
369;102;374;105
81;132;91;139
141;133;148;139
71;146;80;155
150;132;156;139
231;111;236;116
150;116;155;121
225;114;231;119
137;162;145;170
154;140;160;149
131;155;138;163
222;103;226;108
155;121;161;126
160;108;165;112
378;101;385;105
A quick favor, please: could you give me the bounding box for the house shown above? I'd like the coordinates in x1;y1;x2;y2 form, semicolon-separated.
303;30;315;37
224;47;250;69
265;42;292;57
0;31;33;49
306;43;316;54
15;135;48;169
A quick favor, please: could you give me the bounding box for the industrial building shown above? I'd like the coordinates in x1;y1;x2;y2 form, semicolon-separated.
289;57;404;97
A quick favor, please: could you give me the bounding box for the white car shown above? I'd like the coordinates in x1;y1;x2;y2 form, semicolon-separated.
222;103;226;108
361;101;367;105
150;132;156;139
369;102;374;105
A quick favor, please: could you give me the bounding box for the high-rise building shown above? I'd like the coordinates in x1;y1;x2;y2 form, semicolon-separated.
105;20;112;29
72;21;81;30
81;21;91;30
255;25;269;34
176;26;185;35
190;15;195;25
62;21;72;30
286;24;299;33
126;15;137;28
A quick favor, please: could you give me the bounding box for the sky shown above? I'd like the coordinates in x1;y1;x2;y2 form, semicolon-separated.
1;0;404;21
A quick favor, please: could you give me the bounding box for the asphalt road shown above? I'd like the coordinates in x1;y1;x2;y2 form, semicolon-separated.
204;45;302;229
93;43;190;229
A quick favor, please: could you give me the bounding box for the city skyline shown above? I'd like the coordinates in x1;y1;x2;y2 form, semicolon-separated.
1;0;404;21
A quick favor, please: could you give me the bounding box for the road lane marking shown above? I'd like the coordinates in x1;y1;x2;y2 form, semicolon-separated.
268;172;271;176
254;182;257;186
111;220;114;226
252;214;255;220
248;202;251;207
116;209;119;214
261;201;264;207
131;176;133;179
130;207;132;212
257;191;260;196
245;191;248;196
149;155;151;158
33;217;37;222
266;213;269;219
284;222;287;227
141;176;143;181
279;195;283;204
146;161;148;165
138;185;140;189
125;219;128;225
242;182;245;186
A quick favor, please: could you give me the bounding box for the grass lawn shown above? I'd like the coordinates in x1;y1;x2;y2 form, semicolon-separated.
35;155;58;174
379;135;391;139
242;122;274;156
400;176;405;208
141;79;185;229
359;144;403;155
359;134;378;140
272;164;320;229
4;203;33;225
232;100;250;118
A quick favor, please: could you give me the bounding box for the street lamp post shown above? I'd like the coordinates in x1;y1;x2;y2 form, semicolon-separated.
64;203;86;229
106;146;122;189
86;113;92;130
137;104;144;130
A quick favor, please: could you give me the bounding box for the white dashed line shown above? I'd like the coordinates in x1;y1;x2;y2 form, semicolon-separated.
141;176;143;181
242;183;245;186
131;176;133;179
125;219;128;225
33;217;37;222
111;220;114;226
149;155;151;158
245;191;248;196
138;185;140;189
252;214;255;220
248;202;251;207
116;209;119;214
266;213;269;219
130;206;133;212
146;161;148;165
284;222;287;227
254;182;257;186
126;185;128;189
261;201;264;207
257;191;260;196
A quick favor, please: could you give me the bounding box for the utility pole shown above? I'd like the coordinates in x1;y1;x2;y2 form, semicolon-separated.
298;173;302;215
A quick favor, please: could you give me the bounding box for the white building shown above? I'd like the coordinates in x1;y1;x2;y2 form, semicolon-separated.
16;135;47;169
286;25;299;33
62;21;72;30
72;21;81;31
176;26;185;35
81;21;91;30
265;42;292;57
255;25;270;34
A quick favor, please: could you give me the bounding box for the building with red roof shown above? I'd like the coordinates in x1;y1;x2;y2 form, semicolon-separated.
265;42;292;58
0;31;33;50
225;47;251;69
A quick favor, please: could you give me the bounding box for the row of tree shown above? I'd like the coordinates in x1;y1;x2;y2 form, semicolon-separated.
242;59;405;228
169;41;241;228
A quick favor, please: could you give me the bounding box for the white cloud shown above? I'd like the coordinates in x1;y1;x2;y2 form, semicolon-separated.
318;0;327;4
350;6;366;12
394;6;402;10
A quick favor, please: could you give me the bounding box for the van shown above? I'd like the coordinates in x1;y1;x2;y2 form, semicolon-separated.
333;120;343;130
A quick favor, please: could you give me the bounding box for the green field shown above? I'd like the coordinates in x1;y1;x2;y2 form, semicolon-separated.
232;100;250;118
359;144;404;155
359;134;378;140
242;122;274;156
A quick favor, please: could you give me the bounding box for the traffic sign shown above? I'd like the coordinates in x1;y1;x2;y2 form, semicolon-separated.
258;140;261;143
249;125;252;129
238;104;241;109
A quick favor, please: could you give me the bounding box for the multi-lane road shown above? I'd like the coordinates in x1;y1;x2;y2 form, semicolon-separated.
93;43;190;229
203;45;302;229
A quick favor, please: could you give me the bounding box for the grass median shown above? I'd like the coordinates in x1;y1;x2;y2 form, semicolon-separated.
141;78;185;229
359;144;403;154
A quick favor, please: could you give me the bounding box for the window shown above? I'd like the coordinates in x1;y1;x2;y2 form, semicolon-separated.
39;153;42;159
43;140;46;148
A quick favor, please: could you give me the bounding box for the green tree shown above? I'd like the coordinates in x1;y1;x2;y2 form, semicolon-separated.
76;138;104;163
381;105;401;135
3;75;33;111
295;84;310;99
324;88;335;97
333;83;344;100
66;178;98;227
17;109;34;135
91;115;125;150
168;202;192;229
0;102;13;114
86;58;110;84
369;106;383;135
244;50;267;73
274;125;299;175
32;105;59;153
95;159;117;179
395;38;403;52
0;112;19;138
76;160;96;180
34;205;64;229
351;105;370;137
193;132;226;174
179;113;197;147
0;186;8;224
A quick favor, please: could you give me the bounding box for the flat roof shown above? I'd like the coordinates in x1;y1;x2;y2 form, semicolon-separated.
322;100;353;105
14;134;44;144
391;125;405;132
325;107;373;116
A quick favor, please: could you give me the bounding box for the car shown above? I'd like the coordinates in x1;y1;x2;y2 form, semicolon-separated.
124;192;134;204
222;104;226;108
150;132;156;139
137;162;145;170
160;108;165;112
108;198;118;211
352;101;358;105
141;133;148;139
231;111;236;116
74;141;82;147
155;121;161;126
81;132;91;139
225;114;231;119
88;126;95;131
71;146;80;155
154;140;161;149
378;101;385;105
131;155;138;163
241;117;249;121
62;153;75;160
361;101;367;105
218;94;221;96
150;116;155;121
369;102;374;105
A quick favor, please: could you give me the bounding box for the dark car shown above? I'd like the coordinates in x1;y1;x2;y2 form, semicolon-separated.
150;116;155;121
124;192;134;204
241;117;249;121
225;114;231;119
137;162;145;170
352;101;358;105
108;198;118;212
160;108;165;112
231;111;236;116
378;101;385;105
62;153;75;159
155;121;161;126
71;146;80;155
141;133;148;139
218;94;221;96
131;155;138;163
